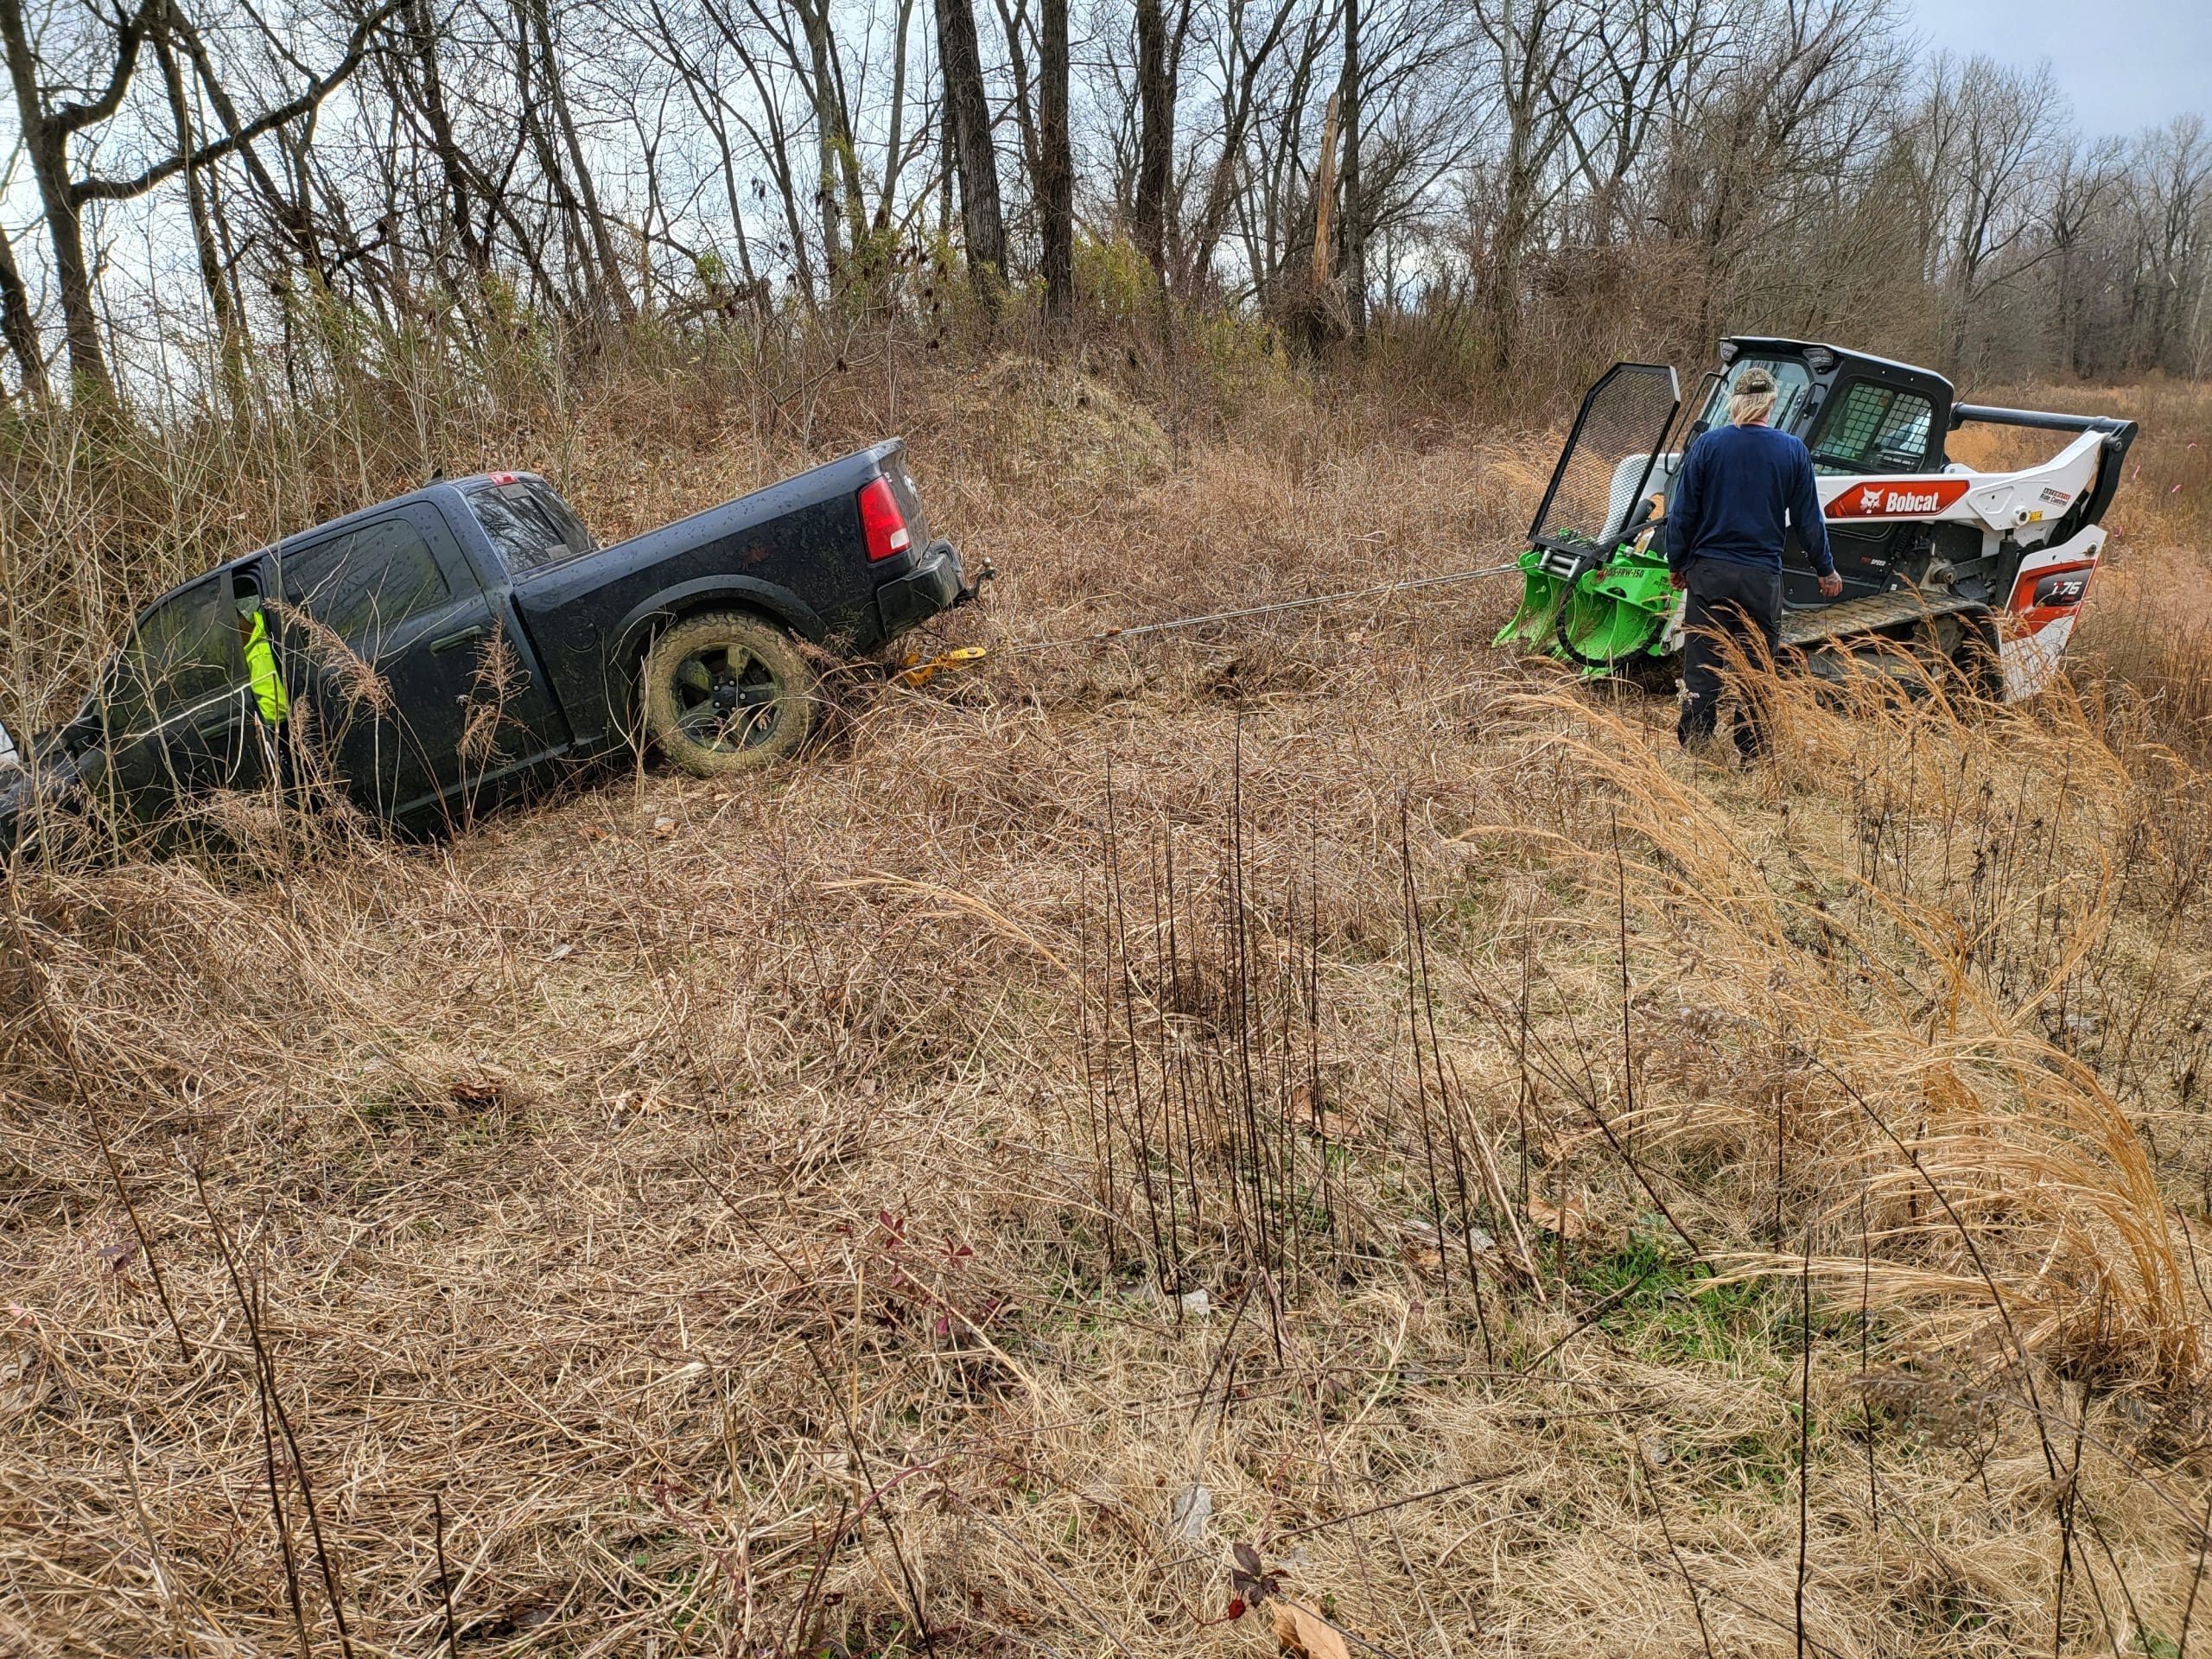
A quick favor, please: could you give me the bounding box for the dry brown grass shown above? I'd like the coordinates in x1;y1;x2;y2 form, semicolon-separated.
6;345;2212;1658
1968;376;2212;758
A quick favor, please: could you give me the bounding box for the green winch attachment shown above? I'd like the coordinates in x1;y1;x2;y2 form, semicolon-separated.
1494;537;1681;678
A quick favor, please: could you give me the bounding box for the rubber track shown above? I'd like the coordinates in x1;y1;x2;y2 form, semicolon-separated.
1777;588;1985;648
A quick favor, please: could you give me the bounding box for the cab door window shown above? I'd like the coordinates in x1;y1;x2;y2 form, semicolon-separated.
1811;382;1936;474
105;577;238;734
280;517;454;644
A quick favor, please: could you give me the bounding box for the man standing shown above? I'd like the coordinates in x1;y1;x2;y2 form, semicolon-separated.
1665;366;1841;760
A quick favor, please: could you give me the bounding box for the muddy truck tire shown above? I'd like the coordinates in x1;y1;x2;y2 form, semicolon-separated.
641;612;818;776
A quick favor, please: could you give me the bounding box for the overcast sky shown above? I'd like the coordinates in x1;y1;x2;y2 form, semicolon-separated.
1909;0;2209;137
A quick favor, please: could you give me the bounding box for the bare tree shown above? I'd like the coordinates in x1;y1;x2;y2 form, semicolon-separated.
2127;117;2212;372
149;4;245;401
1564;0;1707;244
1336;0;1362;337
1936;56;2061;363
2;0;400;394
0;0;154;390
1130;0;1189;286
0;177;47;393
0;0;2196;404
2042;136;2124;375
1468;0;1588;368
934;0;1005;302
1656;0;1895;351
1038;0;1071;318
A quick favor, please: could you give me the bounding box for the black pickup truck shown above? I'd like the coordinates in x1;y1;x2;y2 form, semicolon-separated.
0;441;978;853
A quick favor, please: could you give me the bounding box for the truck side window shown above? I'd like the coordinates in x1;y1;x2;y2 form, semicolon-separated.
106;578;238;731
1811;383;1935;474
468;479;597;574
283;518;453;643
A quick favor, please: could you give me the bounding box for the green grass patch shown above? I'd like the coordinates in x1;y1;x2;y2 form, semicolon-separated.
1573;1225;1786;1365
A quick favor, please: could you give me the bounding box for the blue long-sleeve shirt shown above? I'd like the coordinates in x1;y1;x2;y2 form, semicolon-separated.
1666;423;1833;578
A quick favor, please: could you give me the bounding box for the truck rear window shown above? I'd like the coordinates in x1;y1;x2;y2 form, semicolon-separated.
471;480;597;574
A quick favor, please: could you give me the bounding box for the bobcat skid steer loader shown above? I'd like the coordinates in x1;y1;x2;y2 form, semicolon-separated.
1495;339;2137;700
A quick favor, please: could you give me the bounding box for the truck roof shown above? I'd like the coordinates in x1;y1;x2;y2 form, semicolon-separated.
128;441;908;626
194;474;526;582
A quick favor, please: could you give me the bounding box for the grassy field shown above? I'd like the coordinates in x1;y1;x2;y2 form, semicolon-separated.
5;342;2212;1658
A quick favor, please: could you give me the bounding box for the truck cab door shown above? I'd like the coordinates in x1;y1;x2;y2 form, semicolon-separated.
87;570;270;836
275;503;559;830
434;482;573;784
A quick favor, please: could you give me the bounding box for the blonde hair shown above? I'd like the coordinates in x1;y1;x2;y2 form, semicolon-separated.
1729;366;1778;426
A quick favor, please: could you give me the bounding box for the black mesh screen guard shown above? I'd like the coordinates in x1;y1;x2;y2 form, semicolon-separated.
1527;363;1681;553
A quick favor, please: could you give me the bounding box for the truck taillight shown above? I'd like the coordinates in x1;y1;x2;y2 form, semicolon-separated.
857;477;912;562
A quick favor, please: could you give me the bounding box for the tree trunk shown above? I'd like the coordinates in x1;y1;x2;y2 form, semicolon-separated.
39;186;106;393
404;0;490;280
988;0;1041;189
153;16;247;407
933;0;1005;307
1039;0;1072;321
1338;0;1364;341
0;224;46;397
529;0;633;321
794;0;846;282
937;99;956;239
1485;123;1539;374
874;0;917;233
1311;93;1339;293
1133;0;1173;285
810;3;871;262
0;0;113;395
510;0;593;315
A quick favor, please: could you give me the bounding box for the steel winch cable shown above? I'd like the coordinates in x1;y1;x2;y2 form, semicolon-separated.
1004;556;1529;653
893;554;1531;684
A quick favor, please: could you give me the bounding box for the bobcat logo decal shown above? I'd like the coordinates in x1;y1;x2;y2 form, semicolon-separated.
1829;477;1970;519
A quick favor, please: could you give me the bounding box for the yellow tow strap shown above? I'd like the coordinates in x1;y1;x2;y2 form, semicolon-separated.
898;645;989;688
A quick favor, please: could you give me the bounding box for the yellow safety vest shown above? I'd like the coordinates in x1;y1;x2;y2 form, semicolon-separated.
243;610;289;725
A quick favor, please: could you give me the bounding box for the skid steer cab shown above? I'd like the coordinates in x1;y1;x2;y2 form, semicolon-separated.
1494;339;2136;701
